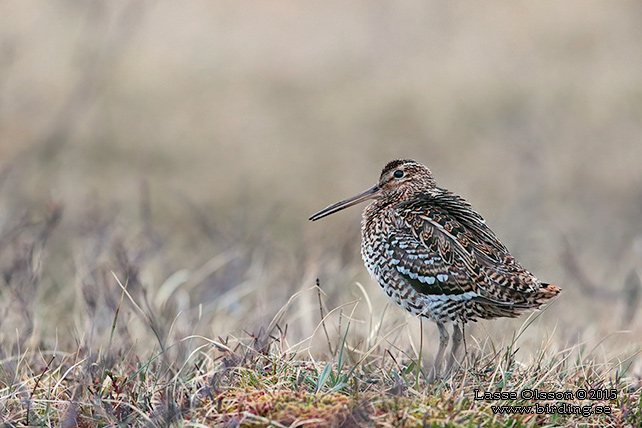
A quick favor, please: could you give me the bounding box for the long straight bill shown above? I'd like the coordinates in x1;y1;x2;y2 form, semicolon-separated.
309;184;380;221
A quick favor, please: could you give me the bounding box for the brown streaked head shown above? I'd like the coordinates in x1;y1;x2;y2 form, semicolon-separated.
309;159;435;221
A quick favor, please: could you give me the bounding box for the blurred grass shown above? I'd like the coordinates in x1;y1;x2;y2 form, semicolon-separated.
0;1;642;425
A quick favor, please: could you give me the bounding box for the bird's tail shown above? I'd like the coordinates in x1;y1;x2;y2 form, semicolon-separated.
529;283;561;307
471;283;561;320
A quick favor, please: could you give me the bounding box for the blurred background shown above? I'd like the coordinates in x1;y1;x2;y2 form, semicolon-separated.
1;1;641;370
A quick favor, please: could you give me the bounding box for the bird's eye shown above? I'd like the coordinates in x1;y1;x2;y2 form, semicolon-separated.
393;170;404;178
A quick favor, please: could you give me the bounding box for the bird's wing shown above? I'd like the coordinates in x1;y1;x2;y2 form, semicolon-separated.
387;189;540;299
386;225;477;297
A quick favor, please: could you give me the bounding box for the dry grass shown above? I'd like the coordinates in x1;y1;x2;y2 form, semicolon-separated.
0;273;640;426
1;1;642;426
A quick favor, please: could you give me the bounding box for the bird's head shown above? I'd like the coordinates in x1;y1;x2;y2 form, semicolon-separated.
309;159;435;221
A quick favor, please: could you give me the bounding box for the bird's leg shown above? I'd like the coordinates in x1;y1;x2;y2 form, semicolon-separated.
462;322;467;359
445;322;462;376
430;321;449;382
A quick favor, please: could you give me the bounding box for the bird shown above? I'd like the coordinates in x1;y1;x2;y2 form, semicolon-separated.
309;159;560;380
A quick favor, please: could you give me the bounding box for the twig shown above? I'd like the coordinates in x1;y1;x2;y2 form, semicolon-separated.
316;278;334;356
26;355;55;425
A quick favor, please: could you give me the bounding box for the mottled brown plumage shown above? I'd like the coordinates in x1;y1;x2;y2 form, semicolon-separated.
310;159;560;379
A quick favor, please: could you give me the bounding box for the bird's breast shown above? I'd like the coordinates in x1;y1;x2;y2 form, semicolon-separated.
360;205;402;287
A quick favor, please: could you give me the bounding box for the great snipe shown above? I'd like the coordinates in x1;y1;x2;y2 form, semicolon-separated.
310;159;560;379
